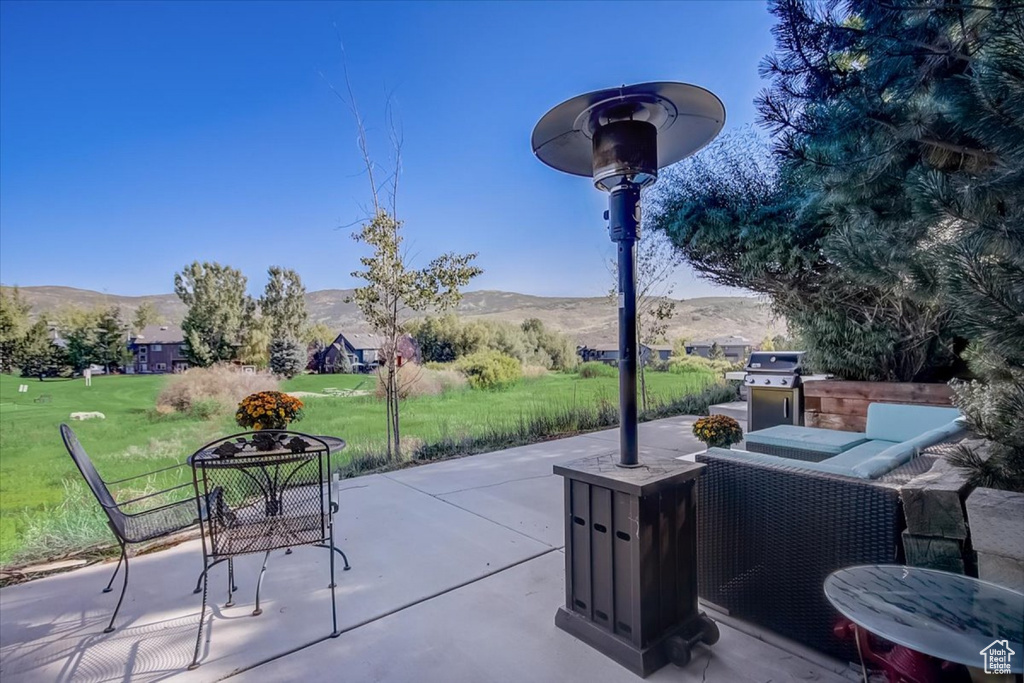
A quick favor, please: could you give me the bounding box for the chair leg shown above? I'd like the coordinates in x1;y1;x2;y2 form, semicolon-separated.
103;542;129;634
337;545;351;571
225;558;235;608
328;526;339;637
189;567;209;670
252;550;272;617
102;546;126;593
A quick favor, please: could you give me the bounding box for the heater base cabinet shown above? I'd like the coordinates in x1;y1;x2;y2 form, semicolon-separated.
553;452;716;678
556;606;718;676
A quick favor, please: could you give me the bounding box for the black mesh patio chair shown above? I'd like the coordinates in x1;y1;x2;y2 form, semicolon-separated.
59;423;227;634
187;430;349;670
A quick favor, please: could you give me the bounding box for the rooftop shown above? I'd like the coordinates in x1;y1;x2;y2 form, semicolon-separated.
687;336;751;347
0;416;852;682
131;324;185;345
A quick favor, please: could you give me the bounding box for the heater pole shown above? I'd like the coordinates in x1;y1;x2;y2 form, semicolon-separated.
609;181;641;468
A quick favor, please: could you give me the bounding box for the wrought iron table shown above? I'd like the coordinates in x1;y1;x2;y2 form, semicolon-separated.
825;565;1024;679
187;431;350;669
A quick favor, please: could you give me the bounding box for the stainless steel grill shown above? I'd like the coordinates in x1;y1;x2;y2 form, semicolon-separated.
744;351;805;432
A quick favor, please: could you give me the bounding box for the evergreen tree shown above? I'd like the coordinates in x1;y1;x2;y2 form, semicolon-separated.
0;287;31;374
19;321;70;379
269;337;305;378
757;0;1024;487
93;307;133;373
174;262;255;367
650;130;956;381
708;342;726;361
59;307;101;373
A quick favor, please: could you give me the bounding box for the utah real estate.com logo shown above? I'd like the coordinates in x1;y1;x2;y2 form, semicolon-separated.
980;639;1016;675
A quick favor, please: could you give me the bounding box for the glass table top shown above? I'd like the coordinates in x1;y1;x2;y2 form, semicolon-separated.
824;565;1024;672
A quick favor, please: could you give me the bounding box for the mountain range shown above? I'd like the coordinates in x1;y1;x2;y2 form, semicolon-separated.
4;286;785;346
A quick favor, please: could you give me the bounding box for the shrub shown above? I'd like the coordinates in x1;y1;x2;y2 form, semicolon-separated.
692;415;744;449
522;364;548;379
578;361;616;379
410;315;578;371
668;354;741;376
647;358;671;372
236;391;304;430
456;351;522;389
947;346;1024;492
157;364;278;414
190;398;222;421
269;337;305;378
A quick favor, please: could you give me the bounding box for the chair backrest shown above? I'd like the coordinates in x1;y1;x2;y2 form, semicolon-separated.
864;403;962;442
59;423;127;539
189;431;334;559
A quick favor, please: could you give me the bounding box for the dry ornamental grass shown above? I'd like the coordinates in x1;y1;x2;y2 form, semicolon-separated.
157;364;279;415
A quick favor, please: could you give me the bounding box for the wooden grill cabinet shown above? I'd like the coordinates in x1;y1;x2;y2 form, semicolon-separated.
554;453;718;677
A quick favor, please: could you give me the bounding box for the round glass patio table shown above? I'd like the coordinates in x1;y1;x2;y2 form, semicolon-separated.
824;565;1024;673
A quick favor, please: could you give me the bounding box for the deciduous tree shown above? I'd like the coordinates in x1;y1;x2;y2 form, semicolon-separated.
609;231;682;409
259;267;308;341
331;61;481;459
174;262;255;367
131;301;163;333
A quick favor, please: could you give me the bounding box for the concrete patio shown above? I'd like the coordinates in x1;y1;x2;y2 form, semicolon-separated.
0;415;853;682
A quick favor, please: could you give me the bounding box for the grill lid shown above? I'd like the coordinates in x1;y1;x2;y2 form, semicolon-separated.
745;351;805;373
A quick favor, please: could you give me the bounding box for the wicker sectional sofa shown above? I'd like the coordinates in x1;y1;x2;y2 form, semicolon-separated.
744;403;963;471
696;404;965;661
696;447;920;661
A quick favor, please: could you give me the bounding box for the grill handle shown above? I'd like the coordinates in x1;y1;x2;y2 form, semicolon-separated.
783;398;789;419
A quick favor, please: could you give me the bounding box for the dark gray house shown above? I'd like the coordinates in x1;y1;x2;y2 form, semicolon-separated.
314;333;378;373
313;333;419;374
684;336;752;362
128;325;189;374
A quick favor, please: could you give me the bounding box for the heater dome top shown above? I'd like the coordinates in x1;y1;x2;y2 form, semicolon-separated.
531;81;725;179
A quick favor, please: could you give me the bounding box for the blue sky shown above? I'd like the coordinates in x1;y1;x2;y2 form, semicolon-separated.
0;1;775;298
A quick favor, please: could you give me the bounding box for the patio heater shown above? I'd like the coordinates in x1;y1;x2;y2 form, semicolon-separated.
533;82;725;677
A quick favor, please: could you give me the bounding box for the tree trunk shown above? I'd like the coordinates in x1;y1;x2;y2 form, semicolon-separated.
639;363;648;413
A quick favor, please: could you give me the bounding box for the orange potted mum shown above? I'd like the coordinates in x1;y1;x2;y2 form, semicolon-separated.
236;391;305;431
692;415;743;449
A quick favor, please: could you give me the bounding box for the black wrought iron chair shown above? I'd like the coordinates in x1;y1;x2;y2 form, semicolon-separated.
59;423;224;634
188;430;349;670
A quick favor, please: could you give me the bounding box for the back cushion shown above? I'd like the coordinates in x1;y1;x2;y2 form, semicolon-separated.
865;403;962;442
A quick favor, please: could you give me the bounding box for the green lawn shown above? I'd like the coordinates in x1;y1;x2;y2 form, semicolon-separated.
0;369;716;563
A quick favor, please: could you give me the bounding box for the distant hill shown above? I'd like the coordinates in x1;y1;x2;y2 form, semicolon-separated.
3;285;785;345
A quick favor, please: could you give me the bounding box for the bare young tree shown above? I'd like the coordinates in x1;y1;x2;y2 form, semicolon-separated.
609;229;682;411
327;54;481;460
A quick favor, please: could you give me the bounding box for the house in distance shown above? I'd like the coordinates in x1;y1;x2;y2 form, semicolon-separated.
128;324;189;374
684;336;752;362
